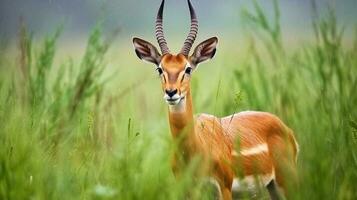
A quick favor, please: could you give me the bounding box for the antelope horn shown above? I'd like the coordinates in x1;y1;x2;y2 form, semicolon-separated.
155;0;170;55
180;0;198;56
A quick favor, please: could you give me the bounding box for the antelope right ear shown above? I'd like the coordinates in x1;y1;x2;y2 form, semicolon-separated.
190;37;218;67
133;37;161;65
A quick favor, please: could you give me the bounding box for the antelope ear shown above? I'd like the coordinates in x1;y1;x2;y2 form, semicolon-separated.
190;37;218;66
133;37;161;65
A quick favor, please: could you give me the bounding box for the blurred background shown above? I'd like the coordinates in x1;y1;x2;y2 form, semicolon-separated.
1;0;356;51
0;0;356;199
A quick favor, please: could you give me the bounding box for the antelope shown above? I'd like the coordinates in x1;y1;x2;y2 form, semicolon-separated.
132;0;299;199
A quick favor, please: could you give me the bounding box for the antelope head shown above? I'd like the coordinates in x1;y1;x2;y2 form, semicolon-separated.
133;0;218;106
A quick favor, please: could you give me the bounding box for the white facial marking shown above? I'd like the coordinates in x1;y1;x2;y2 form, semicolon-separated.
239;143;269;156
164;93;180;101
185;62;191;69
164;93;181;104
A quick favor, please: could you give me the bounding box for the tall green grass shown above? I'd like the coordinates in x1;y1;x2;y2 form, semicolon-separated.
0;0;356;199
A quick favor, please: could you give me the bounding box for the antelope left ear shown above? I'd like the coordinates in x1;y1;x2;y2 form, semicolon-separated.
190;37;218;66
133;37;161;65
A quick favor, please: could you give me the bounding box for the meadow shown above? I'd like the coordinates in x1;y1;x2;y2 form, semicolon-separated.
0;1;356;199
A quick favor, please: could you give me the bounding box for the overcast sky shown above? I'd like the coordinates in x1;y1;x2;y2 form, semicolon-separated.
0;0;356;42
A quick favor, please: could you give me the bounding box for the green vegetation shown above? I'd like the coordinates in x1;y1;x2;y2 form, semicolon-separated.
0;0;356;199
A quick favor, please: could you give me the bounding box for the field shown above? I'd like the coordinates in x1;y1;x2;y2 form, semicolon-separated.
0;1;356;199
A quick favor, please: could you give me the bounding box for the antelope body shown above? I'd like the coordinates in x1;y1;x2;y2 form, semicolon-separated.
132;1;299;199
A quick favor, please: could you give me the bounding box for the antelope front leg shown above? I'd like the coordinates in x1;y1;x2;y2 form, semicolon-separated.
266;180;284;200
214;161;234;200
216;175;233;200
220;186;232;200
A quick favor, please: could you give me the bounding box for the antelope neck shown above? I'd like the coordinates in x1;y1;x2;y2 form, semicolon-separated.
168;89;195;139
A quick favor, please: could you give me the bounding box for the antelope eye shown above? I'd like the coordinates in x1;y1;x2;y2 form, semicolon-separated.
156;68;163;75
185;67;192;74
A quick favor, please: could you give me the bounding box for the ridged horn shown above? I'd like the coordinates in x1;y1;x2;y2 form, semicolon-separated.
155;0;170;55
180;0;198;56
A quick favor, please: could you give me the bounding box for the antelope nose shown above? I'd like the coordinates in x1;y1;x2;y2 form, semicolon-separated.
165;89;178;98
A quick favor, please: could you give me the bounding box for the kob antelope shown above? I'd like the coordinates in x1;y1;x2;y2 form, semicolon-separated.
132;0;299;199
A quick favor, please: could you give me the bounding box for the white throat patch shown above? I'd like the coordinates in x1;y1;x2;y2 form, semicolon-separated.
168;97;186;113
